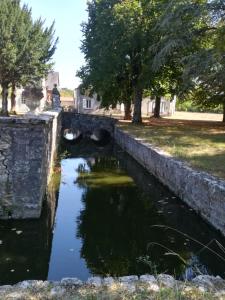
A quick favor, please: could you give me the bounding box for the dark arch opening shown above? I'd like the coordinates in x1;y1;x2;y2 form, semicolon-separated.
90;129;111;146
63;128;82;144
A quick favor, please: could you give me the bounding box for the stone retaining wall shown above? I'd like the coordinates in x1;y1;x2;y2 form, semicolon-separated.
0;109;61;219
0;275;224;299
114;127;225;236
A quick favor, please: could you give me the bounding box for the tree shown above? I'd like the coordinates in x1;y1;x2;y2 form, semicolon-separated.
112;0;152;123
79;0;162;123
78;0;133;120
79;0;185;122
183;1;225;122
0;0;57;115
146;0;203;118
153;0;225;122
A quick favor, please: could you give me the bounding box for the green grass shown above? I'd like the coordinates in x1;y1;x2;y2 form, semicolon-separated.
119;120;225;179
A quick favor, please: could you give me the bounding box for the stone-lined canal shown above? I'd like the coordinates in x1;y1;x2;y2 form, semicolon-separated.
0;139;225;285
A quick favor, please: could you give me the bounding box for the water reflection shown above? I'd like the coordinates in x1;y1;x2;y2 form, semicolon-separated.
1;139;225;285
47;158;91;281
0;182;57;285
74;143;225;279
116;149;225;278
75;156;189;277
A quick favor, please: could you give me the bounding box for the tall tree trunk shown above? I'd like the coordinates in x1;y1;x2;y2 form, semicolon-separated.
1;84;9;116
10;82;16;113
154;96;161;118
132;87;142;124
223;102;225;123
124;101;132;120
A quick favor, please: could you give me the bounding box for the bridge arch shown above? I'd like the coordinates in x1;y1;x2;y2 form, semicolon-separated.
62;112;117;140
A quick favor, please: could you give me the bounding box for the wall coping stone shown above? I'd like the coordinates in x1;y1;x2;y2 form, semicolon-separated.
0;275;225;298
0;109;62;126
0;115;52;125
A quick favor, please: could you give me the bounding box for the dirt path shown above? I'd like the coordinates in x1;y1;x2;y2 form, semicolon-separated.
166;111;223;122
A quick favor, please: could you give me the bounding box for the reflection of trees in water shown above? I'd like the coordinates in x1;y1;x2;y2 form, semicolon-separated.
75;157;134;189
115;148;225;279
63;142;225;278
77;157;120;173
76;156;192;277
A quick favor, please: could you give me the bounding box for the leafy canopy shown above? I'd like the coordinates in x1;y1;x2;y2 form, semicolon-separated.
0;0;58;114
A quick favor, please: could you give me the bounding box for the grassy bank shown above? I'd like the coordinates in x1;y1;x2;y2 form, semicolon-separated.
119;118;225;179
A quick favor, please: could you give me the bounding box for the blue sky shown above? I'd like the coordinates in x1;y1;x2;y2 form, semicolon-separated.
22;0;88;89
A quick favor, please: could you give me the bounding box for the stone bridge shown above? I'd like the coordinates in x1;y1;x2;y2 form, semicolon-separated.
62;112;117;137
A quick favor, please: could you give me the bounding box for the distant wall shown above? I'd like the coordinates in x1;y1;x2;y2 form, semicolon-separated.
0;109;61;219
115;127;225;236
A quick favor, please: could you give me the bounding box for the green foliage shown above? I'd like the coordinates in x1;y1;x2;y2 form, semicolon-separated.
176;100;223;113
0;0;58;115
78;0;133;115
79;0;225;122
154;0;225;121
78;0;163;122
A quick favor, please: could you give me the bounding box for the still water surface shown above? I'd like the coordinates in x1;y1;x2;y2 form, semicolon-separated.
0;140;225;284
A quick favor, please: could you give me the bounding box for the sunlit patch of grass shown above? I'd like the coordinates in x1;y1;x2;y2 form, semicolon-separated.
51;168;61;189
119;122;225;179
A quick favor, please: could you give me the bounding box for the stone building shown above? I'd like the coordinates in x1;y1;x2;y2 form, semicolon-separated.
14;72;60;114
141;96;176;116
74;87;101;114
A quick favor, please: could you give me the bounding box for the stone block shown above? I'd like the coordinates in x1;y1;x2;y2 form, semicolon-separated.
0;110;61;219
87;277;102;287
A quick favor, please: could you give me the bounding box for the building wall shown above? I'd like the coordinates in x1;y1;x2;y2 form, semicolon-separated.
46;71;60;91
142;96;176;116
74;88;101;114
14;73;59;114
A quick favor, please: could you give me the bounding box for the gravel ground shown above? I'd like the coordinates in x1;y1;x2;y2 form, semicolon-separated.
165;111;223;122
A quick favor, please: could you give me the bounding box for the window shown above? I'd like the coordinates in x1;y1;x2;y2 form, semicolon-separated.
21;93;26;104
83;98;92;109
